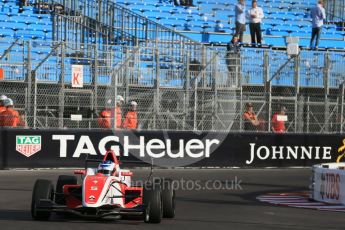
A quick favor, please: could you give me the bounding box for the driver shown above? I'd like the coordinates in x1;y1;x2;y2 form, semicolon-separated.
97;161;116;176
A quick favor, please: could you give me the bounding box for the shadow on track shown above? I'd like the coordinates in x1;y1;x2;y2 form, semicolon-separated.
0;210;32;221
176;181;307;207
0;188;32;192
0;210;142;225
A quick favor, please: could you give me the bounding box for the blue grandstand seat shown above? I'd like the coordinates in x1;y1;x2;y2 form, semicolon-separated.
0;28;14;36
272;75;294;86
321;32;344;39
209;34;230;43
10;15;28;23
290;31;309;37
263;37;286;47
271;30;290;36
98;75;111;85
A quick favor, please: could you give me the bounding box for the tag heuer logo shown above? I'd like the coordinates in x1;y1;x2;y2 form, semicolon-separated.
16;136;41;157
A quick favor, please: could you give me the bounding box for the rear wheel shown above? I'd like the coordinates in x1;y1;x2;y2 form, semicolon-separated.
143;184;162;223
55;175;77;205
31;179;54;220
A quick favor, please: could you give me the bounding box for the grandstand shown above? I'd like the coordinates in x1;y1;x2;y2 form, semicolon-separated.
0;0;344;132
115;0;345;48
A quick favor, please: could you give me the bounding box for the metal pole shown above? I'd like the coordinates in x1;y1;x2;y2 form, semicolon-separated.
297;95;304;133
212;54;219;131
264;51;271;132
324;52;330;96
125;48;130;99
324;52;330;133
154;48;160;130
239;87;243;131
33;69;37;129
59;42;66;128
294;55;300;94
324;94;330;133
113;71;118;131
184;54;191;130
93;44;99;127
267;82;272;132
307;96;310;133
294;55;300;133
193;73;198;131
339;83;344;133
201;46;207;88
26;40;32;127
294;96;298;133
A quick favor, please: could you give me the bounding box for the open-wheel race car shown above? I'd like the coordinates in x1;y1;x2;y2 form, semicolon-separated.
31;150;175;223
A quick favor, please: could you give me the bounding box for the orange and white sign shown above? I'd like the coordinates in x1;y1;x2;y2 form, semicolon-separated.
0;68;4;80
72;65;83;88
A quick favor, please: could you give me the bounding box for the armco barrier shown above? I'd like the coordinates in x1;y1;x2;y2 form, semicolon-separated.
0;128;345;168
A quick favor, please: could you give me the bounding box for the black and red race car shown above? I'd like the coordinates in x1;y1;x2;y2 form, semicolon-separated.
31;150;175;223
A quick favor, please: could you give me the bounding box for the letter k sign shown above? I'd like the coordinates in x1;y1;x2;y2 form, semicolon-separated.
72;65;83;88
73;73;80;85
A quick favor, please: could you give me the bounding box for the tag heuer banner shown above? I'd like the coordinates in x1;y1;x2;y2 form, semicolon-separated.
1;128;345;168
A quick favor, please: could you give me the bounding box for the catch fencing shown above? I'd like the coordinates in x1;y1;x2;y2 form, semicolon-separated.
0;38;345;133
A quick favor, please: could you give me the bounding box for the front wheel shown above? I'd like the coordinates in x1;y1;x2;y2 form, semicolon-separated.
31;179;54;220
161;179;175;218
143;185;162;223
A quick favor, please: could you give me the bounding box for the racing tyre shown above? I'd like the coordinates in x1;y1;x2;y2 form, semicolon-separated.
55;175;77;205
143;184;162;223
161;179;175;218
31;179;54;220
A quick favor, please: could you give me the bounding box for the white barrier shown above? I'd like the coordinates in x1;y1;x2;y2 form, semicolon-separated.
312;163;345;204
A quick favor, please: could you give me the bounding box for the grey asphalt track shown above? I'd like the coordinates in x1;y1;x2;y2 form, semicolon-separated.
0;168;344;230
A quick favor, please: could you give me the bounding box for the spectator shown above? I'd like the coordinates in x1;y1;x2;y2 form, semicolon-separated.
98;100;112;129
183;22;191;31
123;101;138;129
247;0;264;46
226;36;241;73
235;0;246;43
225;36;241;84
189;58;202;77
98;95;124;129
272;106;287;133
310;0;326;50
173;0;181;6
0;98;20;127
114;95;125;129
18;114;26;127
0;95;7;113
243;102;260;131
18;0;26;13
177;0;194;6
185;0;195;7
214;20;226;33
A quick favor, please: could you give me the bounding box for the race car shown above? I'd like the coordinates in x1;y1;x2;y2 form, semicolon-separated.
31;150;175;223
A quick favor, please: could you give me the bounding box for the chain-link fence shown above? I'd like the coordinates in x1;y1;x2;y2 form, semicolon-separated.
0;38;345;133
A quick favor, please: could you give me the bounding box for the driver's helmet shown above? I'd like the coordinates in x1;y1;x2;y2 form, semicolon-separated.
97;160;115;176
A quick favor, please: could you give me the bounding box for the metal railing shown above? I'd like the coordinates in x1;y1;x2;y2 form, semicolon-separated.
325;0;345;21
325;0;345;29
32;0;206;46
